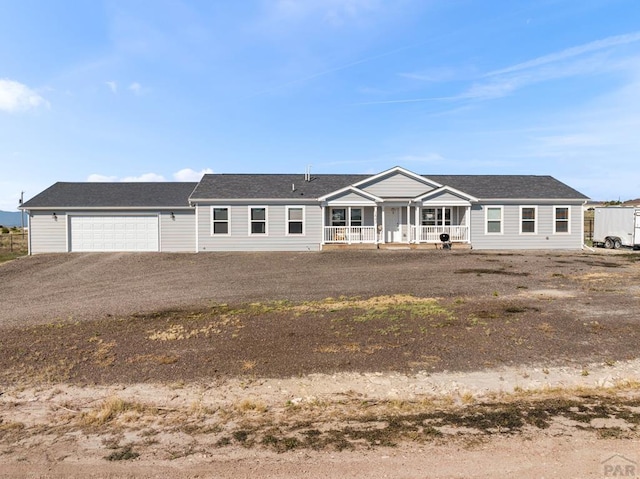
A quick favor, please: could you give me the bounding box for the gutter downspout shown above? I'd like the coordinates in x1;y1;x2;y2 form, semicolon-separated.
27;210;32;255
194;203;199;253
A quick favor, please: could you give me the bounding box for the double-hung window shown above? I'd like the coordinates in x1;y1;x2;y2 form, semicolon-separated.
350;208;362;227
249;207;267;235
520;207;537;234
554;206;570;233
212;207;230;235
439;208;451;226
486;206;503;234
331;208;346;227
421;208;436;226
286;206;304;235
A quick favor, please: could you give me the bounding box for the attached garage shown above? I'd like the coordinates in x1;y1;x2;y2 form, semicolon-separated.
20;182;198;254
70;215;159;252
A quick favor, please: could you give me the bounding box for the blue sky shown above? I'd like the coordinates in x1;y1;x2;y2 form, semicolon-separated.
2;0;640;210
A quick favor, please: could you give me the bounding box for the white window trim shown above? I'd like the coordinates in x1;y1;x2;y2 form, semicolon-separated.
211;206;231;236
554;205;571;234
285;205;305;236
485;206;503;235
519;206;538;235
248;206;268;236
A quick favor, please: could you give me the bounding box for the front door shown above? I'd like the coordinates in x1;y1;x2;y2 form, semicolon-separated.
385;208;402;243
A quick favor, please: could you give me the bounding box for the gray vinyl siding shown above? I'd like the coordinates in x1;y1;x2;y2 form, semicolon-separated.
422;191;468;204
159;210;196;252
361;173;434;197
29;211;68;253
329;191;376;203
470;203;584;250
197;203;322;251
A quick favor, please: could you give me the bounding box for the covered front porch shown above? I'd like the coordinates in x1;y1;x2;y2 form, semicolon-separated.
321;204;471;246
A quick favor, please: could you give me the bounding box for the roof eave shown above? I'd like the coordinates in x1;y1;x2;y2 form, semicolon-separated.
21;205;194;210
190;197;319;203
477;197;589;202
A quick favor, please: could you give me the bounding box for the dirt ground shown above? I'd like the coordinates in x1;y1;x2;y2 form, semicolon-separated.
1;249;640;478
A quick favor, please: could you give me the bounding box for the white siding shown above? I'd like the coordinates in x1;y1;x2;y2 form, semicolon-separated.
160;210;196;252
29;211;68;253
197;203;322;251
361;172;434;197
470;203;584;250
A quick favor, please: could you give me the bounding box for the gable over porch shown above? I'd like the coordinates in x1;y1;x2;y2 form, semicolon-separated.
318;167;476;246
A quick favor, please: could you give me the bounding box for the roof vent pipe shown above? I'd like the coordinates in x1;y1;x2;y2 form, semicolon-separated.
305;164;312;182
292;183;295;192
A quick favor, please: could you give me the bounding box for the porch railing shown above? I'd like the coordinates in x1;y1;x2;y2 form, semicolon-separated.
324;226;377;244
411;225;469;243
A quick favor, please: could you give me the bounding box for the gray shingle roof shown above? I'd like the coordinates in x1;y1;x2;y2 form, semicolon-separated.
190;174;370;200
21;182;198;208
190;174;588;200
22;173;588;209
428;175;589;199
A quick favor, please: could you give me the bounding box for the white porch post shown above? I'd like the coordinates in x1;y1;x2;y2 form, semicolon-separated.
374;205;378;245
414;204;420;243
347;206;351;245
406;204;410;244
321;204;326;245
381;207;386;244
465;205;470;242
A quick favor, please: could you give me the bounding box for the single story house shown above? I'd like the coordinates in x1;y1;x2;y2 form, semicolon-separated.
20;166;589;254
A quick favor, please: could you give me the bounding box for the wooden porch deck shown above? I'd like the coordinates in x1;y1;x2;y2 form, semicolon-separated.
322;242;472;251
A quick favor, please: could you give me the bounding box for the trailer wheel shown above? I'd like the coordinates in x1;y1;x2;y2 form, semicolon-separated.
604;237;614;249
613;238;623;249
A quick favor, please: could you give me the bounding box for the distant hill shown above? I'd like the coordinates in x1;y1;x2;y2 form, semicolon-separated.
0;211;25;227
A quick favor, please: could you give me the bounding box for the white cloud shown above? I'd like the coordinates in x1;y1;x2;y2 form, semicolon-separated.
485;31;640;78
128;82;142;94
378;32;640;106
87;171;215;183
122;172;165;181
0;79;49;113
457;32;640;102
106;81;118;94
173;168;214;181
399;67;460;83
87;173;166;182
87;174;118;182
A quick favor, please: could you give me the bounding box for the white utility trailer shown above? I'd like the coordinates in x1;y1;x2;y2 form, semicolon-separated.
593;207;640;249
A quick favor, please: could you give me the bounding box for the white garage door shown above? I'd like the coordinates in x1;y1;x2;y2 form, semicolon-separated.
70;215;159;252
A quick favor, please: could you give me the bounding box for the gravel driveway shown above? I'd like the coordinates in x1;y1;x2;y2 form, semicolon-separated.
0;249;635;328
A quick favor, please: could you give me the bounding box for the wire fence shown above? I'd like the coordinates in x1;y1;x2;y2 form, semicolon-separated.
0;232;28;253
584;218;594;243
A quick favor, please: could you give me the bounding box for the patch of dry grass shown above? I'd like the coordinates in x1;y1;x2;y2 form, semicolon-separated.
79;396;152;427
